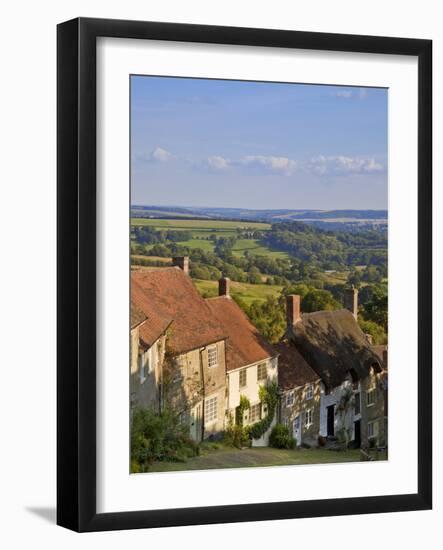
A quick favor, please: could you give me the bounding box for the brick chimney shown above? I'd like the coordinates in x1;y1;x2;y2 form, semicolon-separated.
344;287;358;319
286;295;301;327
218;277;230;297
172;256;189;276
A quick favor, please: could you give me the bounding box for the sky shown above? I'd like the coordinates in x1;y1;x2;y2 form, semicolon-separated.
131;76;388;210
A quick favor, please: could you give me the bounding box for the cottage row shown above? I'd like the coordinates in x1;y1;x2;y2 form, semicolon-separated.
130;256;387;450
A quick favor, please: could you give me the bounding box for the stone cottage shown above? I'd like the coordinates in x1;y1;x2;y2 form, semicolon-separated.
207;277;279;446
276;337;322;447
131;259;228;442
284;289;384;449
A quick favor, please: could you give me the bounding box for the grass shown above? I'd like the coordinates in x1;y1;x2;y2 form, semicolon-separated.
231;239;290;259
193;279;283;305
146;446;386;472
176;239;215;252
131;218;271;230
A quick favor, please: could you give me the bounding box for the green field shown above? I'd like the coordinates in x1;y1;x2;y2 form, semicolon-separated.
146;446;386;472
193;279;283;305
131;218;270;230
231;238;290;259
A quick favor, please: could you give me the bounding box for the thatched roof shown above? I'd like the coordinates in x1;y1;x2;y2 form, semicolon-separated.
289;309;382;389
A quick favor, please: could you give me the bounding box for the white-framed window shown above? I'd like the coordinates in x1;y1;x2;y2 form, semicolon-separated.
286;392;294;406
367;388;376;406
368;421;377;438
257;363;267;381
249;403;262;423
138;353;146;384
305;384;314;400
205;396;218;423
239;368;247;388
354;392;361;415
208;346;218;368
304;409;313;428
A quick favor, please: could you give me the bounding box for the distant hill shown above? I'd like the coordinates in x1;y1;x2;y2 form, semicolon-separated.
131;205;387;228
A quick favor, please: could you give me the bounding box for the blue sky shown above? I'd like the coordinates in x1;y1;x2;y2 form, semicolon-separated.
131;76;387;210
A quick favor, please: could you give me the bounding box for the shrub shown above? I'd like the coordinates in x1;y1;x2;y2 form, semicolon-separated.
130;408;199;472
269;424;296;449
224;423;251;449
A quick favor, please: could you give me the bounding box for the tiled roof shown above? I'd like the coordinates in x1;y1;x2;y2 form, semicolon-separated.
130;301;147;329
131;268;227;354
289;309;382;389
275;340;320;390
206;295;276;371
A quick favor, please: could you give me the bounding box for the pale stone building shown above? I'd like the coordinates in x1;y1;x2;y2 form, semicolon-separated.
131;260;228;441
282;290;385;450
207;278;278;446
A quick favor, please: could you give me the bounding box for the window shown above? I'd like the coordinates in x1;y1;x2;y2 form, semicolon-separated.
368;421;376;438
354;392;361;415
305;384;313;400
138;353;146;384
239;369;247;388
367;388;376;406
304;409;313;427
205;396;218;423
249;403;262;423
286;392;294;406
257;363;267;381
208;346;218;368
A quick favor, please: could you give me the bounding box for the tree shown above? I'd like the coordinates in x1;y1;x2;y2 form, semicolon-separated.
301;289;340;313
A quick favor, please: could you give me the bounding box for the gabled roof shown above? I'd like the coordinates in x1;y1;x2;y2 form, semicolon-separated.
275;340;320;391
131;268;227;354
206;295;276;372
130;300;147;329
289;309;382;389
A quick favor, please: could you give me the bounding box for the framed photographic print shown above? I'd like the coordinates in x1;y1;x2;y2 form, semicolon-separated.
57;17;432;532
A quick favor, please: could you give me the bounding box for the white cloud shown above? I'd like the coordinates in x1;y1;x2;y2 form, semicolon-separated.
308;155;384;176
240;155;298;175
207;155;230;170
334;90;353;98
150;147;173;162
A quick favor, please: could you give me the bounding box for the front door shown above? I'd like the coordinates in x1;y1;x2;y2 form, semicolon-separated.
190;403;202;442
354;419;361;448
327;404;335;437
293;415;302;446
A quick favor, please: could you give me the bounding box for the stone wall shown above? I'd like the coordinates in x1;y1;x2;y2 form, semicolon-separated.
280;380;322;447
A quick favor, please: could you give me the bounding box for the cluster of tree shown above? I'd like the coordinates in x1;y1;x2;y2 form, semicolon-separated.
261;221;387;271
132;226;190;245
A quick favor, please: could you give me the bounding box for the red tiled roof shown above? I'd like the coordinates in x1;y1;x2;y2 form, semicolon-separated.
131;268;227;354
130;300;147;329
275;340;320;390
206;295;276;371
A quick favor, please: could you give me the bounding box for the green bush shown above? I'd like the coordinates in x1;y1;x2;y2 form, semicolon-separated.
131;408;199;472
269;424;296;449
224;423;251;449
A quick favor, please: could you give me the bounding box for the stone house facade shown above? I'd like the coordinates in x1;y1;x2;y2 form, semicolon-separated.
282;290;386;450
131;261;228;442
277;339;321;446
207;278;278;446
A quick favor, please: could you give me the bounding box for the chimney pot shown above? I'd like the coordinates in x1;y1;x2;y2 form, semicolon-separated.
344;287;358;319
286;295;301;327
218;277;230;297
172;256;189;276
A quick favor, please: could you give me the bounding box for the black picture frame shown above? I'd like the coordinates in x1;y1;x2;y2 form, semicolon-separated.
57;17;432;532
